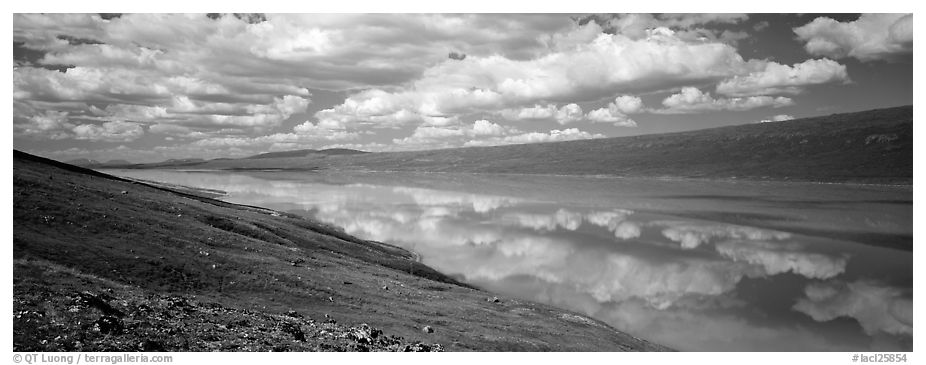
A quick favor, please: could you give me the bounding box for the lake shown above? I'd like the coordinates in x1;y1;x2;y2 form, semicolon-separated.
105;169;913;351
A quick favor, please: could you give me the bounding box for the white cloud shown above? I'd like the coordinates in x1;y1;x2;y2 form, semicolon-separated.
793;14;913;62
657;221;791;249
584;210;641;240
716;58;849;96
585;95;642;127
392;120;518;149
14;110;74;139
613;95;645;114
190;127;360;153
613;222;643;240
756;114;795;123
503;209;584;231
463;128;605;147
753;21;770;32
13;13;574;142
585;210;634;227
554;103;584;124
315;29;752;130
582;13;749;42
658;87;794;114
714;240;848;279
471;119;507;136
504;104;557;120
793;280;912;336
71;120;144;142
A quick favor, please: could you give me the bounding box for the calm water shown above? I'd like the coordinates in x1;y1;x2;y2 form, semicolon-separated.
106;169;913;351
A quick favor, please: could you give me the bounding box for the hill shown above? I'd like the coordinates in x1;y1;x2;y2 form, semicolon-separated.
246;148;368;159
13;150;666;352
137;106;912;184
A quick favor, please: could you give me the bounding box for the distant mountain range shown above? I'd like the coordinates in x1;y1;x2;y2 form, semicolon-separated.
66;158;133;167
110;105;914;184
245;148;369;159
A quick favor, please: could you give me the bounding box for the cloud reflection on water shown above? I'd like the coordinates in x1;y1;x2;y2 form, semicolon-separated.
304;183;911;351
794;280;913;336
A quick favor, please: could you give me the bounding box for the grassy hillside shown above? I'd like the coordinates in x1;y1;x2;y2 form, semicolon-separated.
13;150;667;352
138;106;912;184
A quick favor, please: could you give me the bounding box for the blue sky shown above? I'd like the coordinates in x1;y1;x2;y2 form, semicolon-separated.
12;13;913;163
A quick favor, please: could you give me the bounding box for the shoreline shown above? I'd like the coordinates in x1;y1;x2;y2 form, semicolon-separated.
105;166;913;188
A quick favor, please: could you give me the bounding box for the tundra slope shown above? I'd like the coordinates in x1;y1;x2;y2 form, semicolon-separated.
13;150;668;352
135;105;912;184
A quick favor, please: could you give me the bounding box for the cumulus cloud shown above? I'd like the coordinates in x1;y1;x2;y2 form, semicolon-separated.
13;13;572;142
463;128;605;148
793;14;913;62
585;210;641;239
14;110;75;139
503;103;613;126
503;209;584;231
503;104;557;120
315;28;752;130
554;103;584;124
753;20;770;32
391;120;519;149
658;87;794;114
471;119;507;136
756;114;795;123
793;280;912;336
714;240;849;279
189;126;361;153
13;61;311;137
585;95;642;127
579;13;749;43
392;187;519;214
72;120;144;142
657;221;791;249
716;58;849;96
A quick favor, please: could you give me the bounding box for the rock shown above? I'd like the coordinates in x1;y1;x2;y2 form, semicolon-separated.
279;322;305;342
138;340;165;351
346;324;381;345
487;296;500;303
75;291;124;317
381;285;389;291
120;190;128;194
421;326;434;333
95;315;123;335
284;310;302;318
404;342;442;352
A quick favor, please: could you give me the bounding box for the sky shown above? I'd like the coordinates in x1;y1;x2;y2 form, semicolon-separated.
12;13;914;163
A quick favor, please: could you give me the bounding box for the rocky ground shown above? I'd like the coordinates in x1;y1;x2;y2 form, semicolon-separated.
13;150;669;352
14;258;441;352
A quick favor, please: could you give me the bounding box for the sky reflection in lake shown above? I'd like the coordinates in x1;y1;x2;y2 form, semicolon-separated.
107;170;912;351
